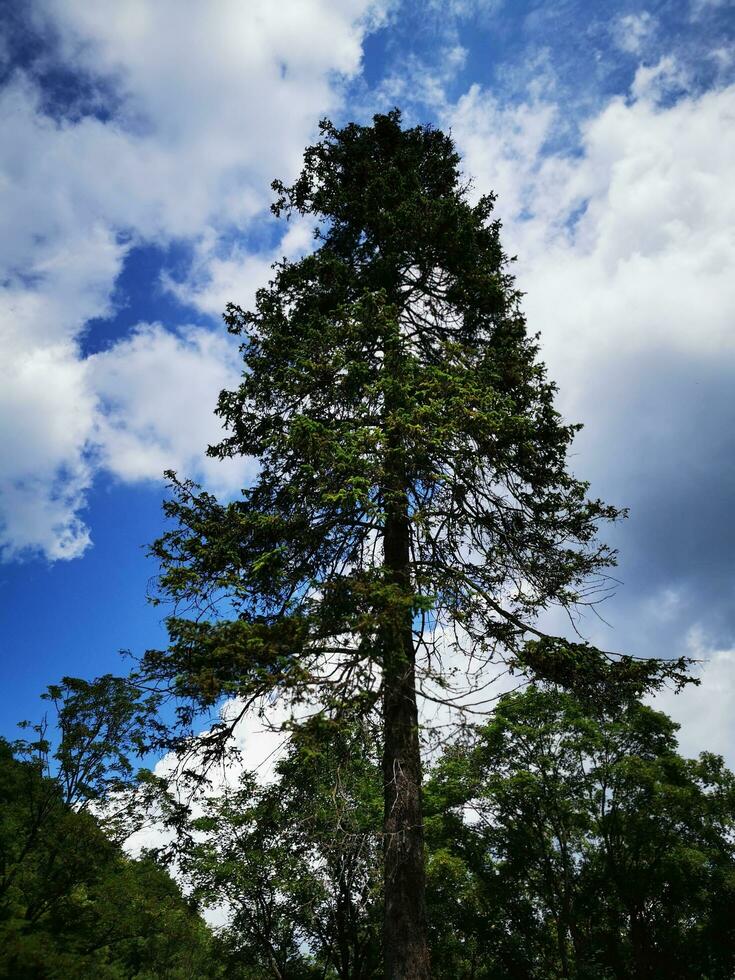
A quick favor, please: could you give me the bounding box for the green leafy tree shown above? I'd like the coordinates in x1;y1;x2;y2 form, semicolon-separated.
180;720;383;979
426;687;735;979
138;110;688;978
0;738;223;980
1;675;156;922
15;675;158;810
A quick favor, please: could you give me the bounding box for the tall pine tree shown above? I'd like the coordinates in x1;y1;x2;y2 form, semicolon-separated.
140;111;687;979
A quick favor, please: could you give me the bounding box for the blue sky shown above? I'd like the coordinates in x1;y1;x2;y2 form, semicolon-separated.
1;0;734;763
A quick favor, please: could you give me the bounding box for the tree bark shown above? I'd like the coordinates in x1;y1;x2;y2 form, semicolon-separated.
382;523;430;978
382;709;429;980
381;425;431;978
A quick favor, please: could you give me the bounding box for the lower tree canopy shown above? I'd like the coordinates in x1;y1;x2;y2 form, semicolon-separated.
0;737;223;980
426;687;735;980
141;687;735;980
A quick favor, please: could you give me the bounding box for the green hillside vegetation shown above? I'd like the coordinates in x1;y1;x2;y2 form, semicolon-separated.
0;737;223;979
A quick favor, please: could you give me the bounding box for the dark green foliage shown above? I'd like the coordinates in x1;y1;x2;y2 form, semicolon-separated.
137;109;693;976
157;689;735;979
426;687;735;979
139;109;641;740
0;738;223;980
15;675;160;812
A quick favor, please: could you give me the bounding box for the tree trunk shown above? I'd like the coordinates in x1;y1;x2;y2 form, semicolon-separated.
379;304;431;979
629;910;652;979
381;498;431;979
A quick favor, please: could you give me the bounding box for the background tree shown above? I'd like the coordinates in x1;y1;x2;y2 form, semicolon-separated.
180;719;383;980
15;675;158;810
0;736;224;980
138;110;688;978
2;674;156;924
426;686;735;979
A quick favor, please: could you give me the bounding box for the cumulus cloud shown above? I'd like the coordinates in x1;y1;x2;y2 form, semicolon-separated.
89;323;253;495
447;74;735;410
446;61;735;730
447;85;557;217
613;12;656;55
0;0;385;560
34;0;383;226
0;89;126;559
167;218;316;318
653;638;735;769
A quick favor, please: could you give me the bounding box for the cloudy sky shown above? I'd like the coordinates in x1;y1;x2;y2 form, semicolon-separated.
1;0;734;765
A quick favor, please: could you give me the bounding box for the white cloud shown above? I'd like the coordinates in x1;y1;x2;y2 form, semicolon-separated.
168;218;315;318
89;323;253;496
448;85;558;218
444;66;735;765
35;0;383;228
630;55;689;101
711;45;735;73
652;637;735;769
0;0;385;560
0;118;125;559
613;12;655;55
527;86;735;417
447;76;735;416
374;44;469;114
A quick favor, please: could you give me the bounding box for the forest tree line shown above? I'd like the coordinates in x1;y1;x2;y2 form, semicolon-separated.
3;678;735;978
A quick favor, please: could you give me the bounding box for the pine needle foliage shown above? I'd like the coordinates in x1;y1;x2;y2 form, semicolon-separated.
139;110;690;978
